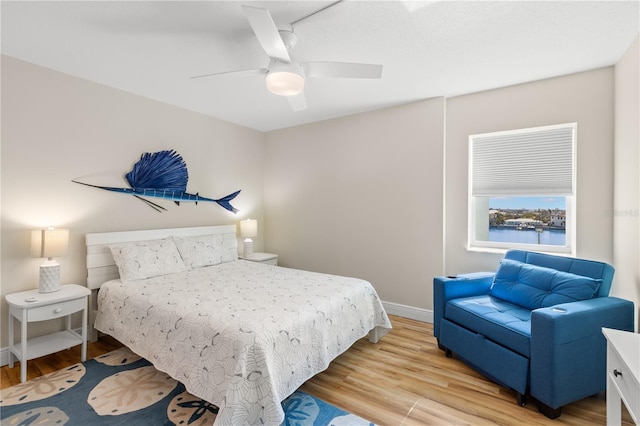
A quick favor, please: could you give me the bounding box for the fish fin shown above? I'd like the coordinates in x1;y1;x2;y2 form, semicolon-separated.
134;195;167;212
125;150;188;191
215;190;241;214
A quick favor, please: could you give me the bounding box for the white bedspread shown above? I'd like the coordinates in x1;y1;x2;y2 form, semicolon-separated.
94;260;391;425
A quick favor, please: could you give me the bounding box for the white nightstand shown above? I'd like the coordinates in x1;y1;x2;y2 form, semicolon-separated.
240;252;278;266
6;284;91;382
603;328;639;425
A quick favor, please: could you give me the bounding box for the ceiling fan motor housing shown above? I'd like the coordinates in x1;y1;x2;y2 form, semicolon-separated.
278;30;298;49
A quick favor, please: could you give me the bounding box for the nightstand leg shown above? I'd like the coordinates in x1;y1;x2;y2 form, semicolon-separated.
20;309;27;382
8;312;14;368
606;373;622;426
81;301;87;362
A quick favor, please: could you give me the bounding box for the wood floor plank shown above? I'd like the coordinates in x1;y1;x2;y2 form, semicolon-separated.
0;315;634;425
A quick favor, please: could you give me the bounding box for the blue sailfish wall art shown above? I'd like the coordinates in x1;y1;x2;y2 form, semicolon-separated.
73;150;240;213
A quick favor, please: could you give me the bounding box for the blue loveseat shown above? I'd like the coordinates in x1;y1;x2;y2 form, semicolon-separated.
433;250;635;418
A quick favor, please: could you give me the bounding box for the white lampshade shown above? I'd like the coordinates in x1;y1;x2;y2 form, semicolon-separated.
31;228;69;293
240;219;257;258
31;228;69;258
240;219;258;238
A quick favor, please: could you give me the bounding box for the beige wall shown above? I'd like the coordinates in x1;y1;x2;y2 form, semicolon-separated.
1;56;265;347
264;99;445;318
445;68;616;273
613;35;640;329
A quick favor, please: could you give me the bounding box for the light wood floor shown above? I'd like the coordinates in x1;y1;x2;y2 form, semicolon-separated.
1;315;633;425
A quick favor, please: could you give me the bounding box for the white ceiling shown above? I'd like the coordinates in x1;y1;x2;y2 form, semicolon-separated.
2;1;639;132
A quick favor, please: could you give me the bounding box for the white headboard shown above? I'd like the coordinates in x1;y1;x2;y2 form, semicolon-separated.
85;224;238;290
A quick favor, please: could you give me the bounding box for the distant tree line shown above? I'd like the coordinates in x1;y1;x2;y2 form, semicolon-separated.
491;209;565;226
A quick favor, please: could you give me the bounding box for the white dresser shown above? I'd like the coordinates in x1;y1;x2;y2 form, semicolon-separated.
603;327;639;425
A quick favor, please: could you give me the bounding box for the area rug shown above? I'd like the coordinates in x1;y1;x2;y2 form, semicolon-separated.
1;347;374;426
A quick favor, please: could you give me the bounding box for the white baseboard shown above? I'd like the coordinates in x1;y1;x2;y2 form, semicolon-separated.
1;306;431;368
382;301;433;323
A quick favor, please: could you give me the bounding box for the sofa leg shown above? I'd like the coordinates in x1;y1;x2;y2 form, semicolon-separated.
537;401;562;419
444;348;452;358
516;392;526;407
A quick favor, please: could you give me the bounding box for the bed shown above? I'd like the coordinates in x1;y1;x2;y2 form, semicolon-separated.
86;225;391;425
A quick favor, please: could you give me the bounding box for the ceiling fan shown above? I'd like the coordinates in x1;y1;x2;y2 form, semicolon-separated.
191;3;383;112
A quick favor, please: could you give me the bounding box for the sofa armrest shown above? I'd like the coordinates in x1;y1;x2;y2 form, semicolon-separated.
433;272;495;339
530;297;635;409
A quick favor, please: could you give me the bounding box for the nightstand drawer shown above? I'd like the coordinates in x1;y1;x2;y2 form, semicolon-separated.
609;348;640;422
28;298;86;322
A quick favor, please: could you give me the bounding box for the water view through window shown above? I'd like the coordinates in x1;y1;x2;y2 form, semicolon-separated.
486;196;566;246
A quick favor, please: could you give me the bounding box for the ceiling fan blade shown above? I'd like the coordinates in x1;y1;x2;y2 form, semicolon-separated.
241;5;291;63
190;68;267;80
302;62;383;79
287;93;308;112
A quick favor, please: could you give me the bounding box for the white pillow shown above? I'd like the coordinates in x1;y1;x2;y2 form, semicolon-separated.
109;238;186;282
172;234;236;269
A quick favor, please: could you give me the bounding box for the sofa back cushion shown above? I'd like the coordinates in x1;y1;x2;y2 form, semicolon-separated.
490;259;601;310
504;250;614;297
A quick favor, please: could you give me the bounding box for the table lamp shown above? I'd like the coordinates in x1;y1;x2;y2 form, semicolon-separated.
240;219;257;258
31;227;69;293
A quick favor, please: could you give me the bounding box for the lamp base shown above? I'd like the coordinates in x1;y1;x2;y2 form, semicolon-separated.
244;238;254;258
39;260;61;293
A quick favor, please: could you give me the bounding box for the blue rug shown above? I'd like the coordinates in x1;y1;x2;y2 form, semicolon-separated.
1;347;375;426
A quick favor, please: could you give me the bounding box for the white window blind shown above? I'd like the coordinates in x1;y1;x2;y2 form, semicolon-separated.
470;123;576;196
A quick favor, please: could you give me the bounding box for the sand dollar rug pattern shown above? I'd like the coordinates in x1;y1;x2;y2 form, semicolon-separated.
0;347;375;425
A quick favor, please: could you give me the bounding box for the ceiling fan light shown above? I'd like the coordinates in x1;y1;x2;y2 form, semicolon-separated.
266;71;305;96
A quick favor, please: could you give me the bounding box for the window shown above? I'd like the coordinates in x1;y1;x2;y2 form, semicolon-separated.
468;123;576;254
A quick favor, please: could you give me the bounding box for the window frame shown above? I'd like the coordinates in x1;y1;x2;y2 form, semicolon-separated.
467;123;577;255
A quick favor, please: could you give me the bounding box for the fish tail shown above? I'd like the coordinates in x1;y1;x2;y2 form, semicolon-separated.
214;190;241;214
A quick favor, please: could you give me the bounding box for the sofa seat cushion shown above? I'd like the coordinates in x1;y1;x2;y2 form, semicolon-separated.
445;295;531;357
489;259;601;310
